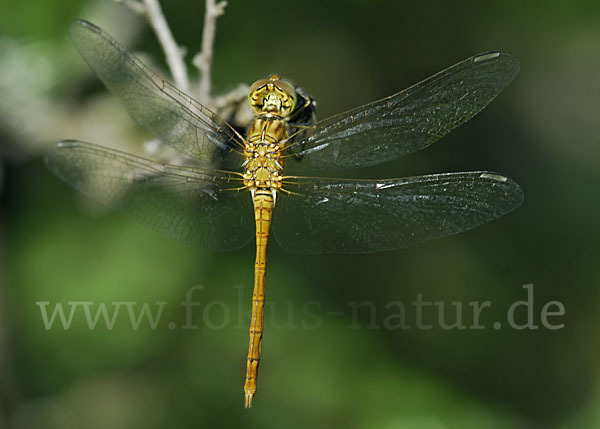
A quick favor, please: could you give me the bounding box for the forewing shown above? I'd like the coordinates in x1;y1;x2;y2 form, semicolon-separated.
70;20;244;168
45;140;253;251
284;52;520;171
272;172;523;253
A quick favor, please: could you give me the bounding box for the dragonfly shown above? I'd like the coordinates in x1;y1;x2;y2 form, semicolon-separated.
46;20;523;408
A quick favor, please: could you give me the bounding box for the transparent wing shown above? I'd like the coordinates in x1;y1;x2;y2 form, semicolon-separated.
283;52;520;171
70;20;245;168
45;140;254;251
272;171;523;253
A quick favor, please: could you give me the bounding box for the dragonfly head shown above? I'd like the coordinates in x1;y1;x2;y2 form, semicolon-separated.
248;74;297;117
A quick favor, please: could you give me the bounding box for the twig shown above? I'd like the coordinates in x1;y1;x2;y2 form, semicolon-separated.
119;0;146;15
142;0;191;92
193;0;227;104
212;83;250;110
213;82;253;127
118;0;191;92
117;0;246;120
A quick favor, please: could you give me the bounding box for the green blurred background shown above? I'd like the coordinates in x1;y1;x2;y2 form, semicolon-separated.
1;0;599;427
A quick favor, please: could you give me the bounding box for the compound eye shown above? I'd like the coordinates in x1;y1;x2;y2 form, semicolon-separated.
273;79;295;100
249;79;269;96
272;79;297;113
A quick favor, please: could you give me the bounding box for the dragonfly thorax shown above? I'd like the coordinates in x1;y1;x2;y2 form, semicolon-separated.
243;118;286;192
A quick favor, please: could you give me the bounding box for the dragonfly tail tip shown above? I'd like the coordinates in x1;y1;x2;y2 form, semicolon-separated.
244;392;254;409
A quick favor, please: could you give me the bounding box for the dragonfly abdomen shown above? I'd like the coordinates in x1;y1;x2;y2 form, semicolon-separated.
244;189;274;408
